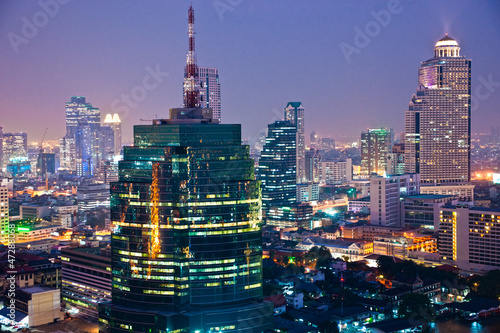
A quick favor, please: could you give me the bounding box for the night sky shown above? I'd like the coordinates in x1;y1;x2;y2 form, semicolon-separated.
1;0;499;144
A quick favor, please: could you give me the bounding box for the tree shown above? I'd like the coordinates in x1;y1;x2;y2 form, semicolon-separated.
398;293;435;323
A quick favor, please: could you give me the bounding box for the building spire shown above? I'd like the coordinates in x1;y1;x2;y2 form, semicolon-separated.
183;5;201;108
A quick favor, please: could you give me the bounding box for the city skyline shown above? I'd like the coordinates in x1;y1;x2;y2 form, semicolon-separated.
1;1;499;144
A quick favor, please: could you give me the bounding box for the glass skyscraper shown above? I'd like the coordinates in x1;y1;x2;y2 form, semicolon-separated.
99;108;272;333
257;121;297;225
63;96;101;176
360;128;392;176
405;35;471;184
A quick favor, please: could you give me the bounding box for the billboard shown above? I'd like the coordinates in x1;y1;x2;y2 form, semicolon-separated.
493;173;500;184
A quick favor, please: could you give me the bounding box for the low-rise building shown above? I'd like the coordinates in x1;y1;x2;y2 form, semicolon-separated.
402;194;456;230
298;237;373;261
348;196;370;214
51;205;78;229
263;294;287;316
61;246;111;322
20;204;50;220
6;286;63;327
285;292;304;309
420;184;474;202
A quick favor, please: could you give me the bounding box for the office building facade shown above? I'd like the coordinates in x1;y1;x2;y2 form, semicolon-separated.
197;67;221;122
99;108;272;332
284;102;305;183
62;246;112;322
258;121;297;223
439;205;500;273
370;174;420;227
361;128;392;176
319;159;353;185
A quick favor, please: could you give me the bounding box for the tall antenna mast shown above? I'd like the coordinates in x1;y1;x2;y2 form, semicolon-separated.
183;5;200;108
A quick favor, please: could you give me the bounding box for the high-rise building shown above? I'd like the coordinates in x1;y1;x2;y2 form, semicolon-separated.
99;108;272;332
2;132;28;167
361;128;392;176
0;126;3;170
74;120;94;177
319;158;353;185
99;126;115;161
103;114;122;156
370;174;420;227
284;102;305;183
99;6;272;332
59;136;76;171
36;152;56;179
305;148;320;183
0;186;9;243
66;96;101;137
405;35;471;184
438;205;500;273
197;67;221;122
386;143;405;176
62;96;101;175
258;121;297;222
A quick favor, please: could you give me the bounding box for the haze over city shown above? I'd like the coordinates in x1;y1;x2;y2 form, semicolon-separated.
1;0;499;144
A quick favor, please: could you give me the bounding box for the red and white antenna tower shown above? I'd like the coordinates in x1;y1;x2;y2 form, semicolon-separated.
183;5;201;108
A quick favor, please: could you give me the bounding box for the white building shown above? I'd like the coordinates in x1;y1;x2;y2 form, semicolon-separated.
195;67;221;122
348;196;370;214
319;159;352;185
370;174;420;227
8;286;63;327
298;237;373;262
296;183;319;203
52;205;78;229
420;184;474;202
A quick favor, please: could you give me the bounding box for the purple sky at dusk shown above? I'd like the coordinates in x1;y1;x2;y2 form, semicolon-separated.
1;0;499;145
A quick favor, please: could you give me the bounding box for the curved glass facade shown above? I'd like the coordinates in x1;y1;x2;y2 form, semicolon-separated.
99;114;273;332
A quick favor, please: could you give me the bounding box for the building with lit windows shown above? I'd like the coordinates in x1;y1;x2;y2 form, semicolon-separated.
284;102;305;183
438;205;500;274
61;246;111;322
62;96;101;176
2;132;28;168
370;174;420;227
258;121;297;224
103;114;123;156
319;158;352;185
0;186;8;243
361;128;392;176
402;194;456;230
98;107;273;332
405;35;471;185
197;67;221;122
